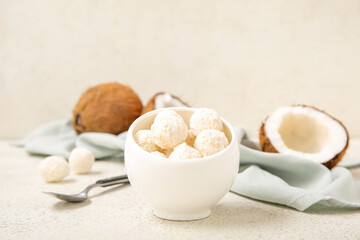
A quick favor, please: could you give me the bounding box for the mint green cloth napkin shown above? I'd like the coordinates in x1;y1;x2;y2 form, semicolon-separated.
12;119;127;159
11;119;360;211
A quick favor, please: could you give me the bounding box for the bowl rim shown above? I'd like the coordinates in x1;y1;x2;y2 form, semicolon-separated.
127;107;238;163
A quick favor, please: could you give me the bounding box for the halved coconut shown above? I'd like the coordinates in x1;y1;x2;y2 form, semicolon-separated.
259;105;349;169
141;92;189;115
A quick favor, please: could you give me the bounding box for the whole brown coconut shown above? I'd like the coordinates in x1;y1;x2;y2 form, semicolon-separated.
259;105;349;169
72;82;143;135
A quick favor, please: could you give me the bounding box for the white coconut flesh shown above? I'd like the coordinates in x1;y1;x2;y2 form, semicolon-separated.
265;106;348;163
154;93;187;109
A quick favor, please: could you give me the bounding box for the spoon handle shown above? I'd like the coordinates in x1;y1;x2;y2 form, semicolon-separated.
95;174;128;186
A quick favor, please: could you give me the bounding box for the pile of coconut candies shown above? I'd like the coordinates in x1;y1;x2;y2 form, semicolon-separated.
135;108;229;160
39;147;95;183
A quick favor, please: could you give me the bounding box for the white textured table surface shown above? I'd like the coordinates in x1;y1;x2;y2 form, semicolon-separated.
1;141;360;240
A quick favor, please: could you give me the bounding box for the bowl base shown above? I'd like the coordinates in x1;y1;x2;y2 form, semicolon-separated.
153;208;211;221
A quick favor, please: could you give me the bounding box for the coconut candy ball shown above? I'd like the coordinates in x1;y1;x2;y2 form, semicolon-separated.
194;129;229;157
150;151;167;158
135;130;159;152
151;110;188;149
39;156;70;182
69;147;95;174
169;143;202;160
153;109;182;122
190;108;224;136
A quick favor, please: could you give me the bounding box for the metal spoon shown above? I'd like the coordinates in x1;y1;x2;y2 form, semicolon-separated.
43;174;129;203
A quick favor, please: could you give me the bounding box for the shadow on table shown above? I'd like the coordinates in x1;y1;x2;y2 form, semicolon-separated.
151;200;286;229
236;194;360;216
52;200;92;211
151;195;360;228
81;170;103;176
45;178;77;185
305;204;360;215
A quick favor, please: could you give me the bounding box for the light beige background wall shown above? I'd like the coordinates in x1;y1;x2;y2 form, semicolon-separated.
1;0;360;139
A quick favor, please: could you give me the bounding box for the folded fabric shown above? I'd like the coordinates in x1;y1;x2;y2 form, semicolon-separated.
11;119;127;159
11;119;360;211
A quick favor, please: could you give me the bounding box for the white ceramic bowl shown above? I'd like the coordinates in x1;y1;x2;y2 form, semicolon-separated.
124;107;240;221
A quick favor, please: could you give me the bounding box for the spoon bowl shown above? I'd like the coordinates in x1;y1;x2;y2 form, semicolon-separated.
43;189;92;203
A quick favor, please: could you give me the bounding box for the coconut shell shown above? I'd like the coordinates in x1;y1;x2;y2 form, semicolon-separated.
141;92;189;115
141;93;158;115
259;121;279;153
259;105;349;169
72;82;143;135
